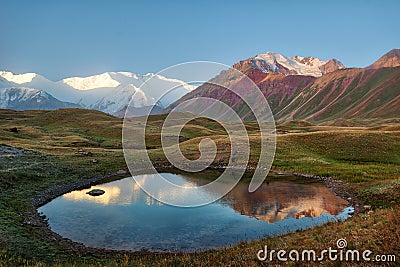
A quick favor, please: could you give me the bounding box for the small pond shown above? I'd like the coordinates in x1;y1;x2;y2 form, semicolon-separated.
38;171;353;251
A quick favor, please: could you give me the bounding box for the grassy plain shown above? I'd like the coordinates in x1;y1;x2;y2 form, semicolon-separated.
0;109;399;266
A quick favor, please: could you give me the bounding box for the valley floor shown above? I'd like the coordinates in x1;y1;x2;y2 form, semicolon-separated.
0;109;399;266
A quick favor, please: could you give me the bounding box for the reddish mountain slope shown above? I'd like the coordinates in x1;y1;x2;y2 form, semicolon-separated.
277;67;400;121
169;68;315;120
368;49;400;69
169;49;400;123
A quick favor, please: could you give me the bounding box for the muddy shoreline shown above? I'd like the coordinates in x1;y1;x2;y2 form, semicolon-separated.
28;164;364;258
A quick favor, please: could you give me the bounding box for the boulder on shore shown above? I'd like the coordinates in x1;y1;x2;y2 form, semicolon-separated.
363;205;372;211
116;169;127;175
9;127;19;133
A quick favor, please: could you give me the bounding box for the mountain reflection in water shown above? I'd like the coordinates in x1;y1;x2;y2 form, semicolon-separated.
40;172;352;251
63;173;348;223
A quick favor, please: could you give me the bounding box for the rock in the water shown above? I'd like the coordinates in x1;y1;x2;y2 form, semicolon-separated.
86;189;105;196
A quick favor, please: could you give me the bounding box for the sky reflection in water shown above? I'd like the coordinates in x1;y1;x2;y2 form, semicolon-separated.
39;172;352;251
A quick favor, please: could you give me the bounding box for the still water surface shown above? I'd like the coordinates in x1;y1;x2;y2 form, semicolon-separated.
39;172;352;251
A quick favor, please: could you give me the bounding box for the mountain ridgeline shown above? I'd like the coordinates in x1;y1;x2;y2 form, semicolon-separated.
1;49;399;124
0;71;195;116
0;87;80;110
169;49;400;124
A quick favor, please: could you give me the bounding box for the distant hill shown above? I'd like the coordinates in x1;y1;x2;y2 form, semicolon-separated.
368;49;400;69
0;108;122;148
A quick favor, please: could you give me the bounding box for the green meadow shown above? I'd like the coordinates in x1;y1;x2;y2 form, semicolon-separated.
0;108;399;266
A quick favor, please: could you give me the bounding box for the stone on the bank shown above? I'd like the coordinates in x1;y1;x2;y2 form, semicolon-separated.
117;169;127;175
363;205;372;211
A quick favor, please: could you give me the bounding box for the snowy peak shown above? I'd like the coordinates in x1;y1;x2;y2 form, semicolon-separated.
0;71;37;84
0;87;49;103
62;71;196;91
0;70;195;116
149;73;197;91
292;55;325;67
62;72;121;90
61;71;196;114
237;52;345;77
0;87;79;110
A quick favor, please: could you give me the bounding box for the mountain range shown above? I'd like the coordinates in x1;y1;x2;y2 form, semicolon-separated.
170;49;400;123
0;71;195;116
1;49;399;123
233;52;345;77
0;87;80;110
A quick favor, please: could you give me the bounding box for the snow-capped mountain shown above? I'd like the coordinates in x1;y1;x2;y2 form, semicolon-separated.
0;87;80;110
62;72;195;112
234;52;345;77
0;71;81;102
0;71;195;116
0;52;343;115
0;71;37;84
62;72;121;90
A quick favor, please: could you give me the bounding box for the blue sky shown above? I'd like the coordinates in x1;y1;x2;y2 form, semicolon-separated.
1;0;399;80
